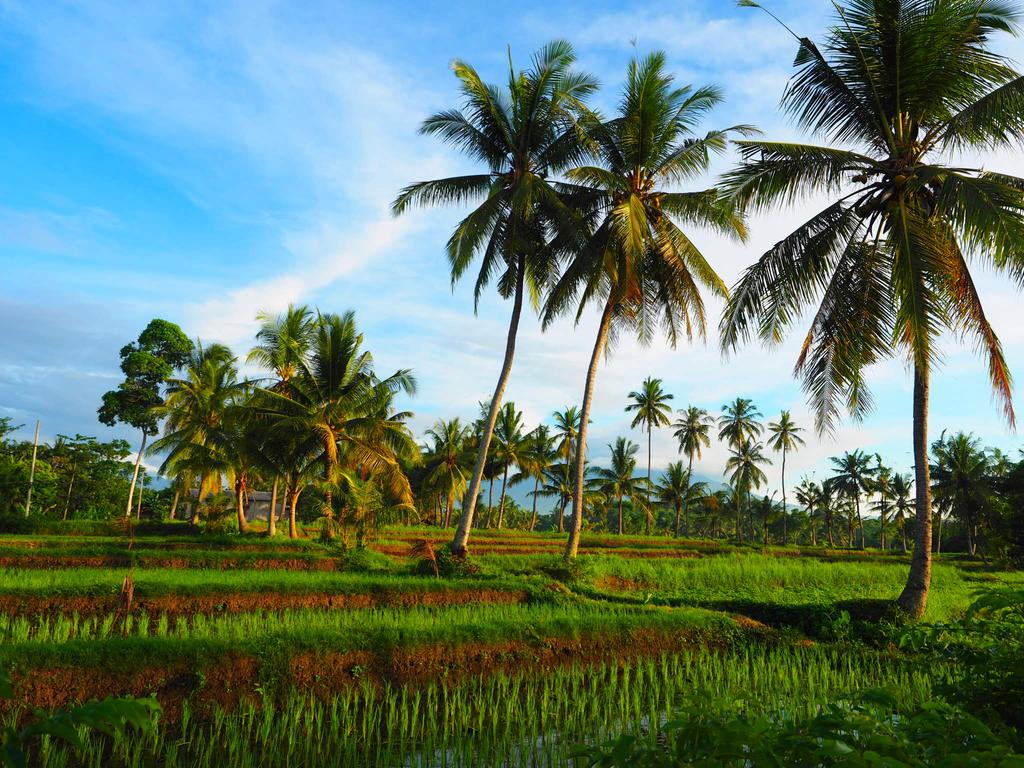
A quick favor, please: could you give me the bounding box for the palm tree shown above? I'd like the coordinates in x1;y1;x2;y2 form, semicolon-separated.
931;431;992;557
251;312;418;538
513;425;557;531
545;53;750;559
794;478;822;546
819;478;842;548
725;439;771;542
719;398;763;541
423;419;473;528
720;0;1024;618
871;456;893;551
247;305;315;393
590;438;650;535
491;402;526;529
150;343;245;528
892;472;913;554
656;461;707;537
767;410;805;545
393;42;597;555
625;377;674;535
551;407;582;533
831;450;873;549
672;406;714;538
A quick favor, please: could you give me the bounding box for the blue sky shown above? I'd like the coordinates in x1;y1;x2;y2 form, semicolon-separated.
1;0;1023;492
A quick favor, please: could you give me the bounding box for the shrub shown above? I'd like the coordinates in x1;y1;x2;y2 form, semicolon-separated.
574;689;1022;767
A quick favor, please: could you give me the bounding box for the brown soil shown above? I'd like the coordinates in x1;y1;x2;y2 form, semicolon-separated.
7;625;748;721
594;576;649;592
0;588;528;620
0;556;344;571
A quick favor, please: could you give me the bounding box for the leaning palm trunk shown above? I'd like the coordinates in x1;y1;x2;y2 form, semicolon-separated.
268;477;279;537
565;302;614;560
125;430;148;517
168;488;179;521
897;364;933;619
679;454;694;538
530;478;540;531
235;479;250;534
497;465;510;529
452;260;525;554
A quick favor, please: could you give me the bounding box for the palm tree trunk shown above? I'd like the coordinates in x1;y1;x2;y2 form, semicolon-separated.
268;477;279;537
734;486;742;543
809;510;816;546
680;454;694;539
452;257;525;555
879;501;886;551
645;427;652;536
565;301;614;560
530;477;539;531
781;449;788;545
673;500;681;538
497;464;510;529
288;485;300;539
125;430;148;517
445;494;455;529
618;497;624;536
235;480;250;534
855;495;864;549
486;479;494;528
169;488;180;521
826;511;834;547
897;362;933;619
935;507;943;555
557;498;566;533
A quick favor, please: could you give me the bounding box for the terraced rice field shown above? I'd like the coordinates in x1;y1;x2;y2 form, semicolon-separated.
0;525;1017;766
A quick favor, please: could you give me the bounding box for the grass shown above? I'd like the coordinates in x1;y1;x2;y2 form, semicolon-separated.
17;646;940;768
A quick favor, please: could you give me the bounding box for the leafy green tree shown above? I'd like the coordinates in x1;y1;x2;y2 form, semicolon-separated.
656;461;707;538
551;407;582;532
672;406;715;538
725;439;771;541
545;53;749;559
931;431;994;556
490;402;526;529
149;343;246;528
98;319;191;517
251;311;417;538
870;456;894;551
831;450;874;549
892;472;914;553
720;0;1024;619
794;478;822;546
626;377;674;535
767;410;805;544
512;425;558;531
394;41;597;555
589;438;650;535
422;419;474;528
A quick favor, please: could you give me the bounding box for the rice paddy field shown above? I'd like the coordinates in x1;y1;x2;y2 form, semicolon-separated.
1;525;1021;766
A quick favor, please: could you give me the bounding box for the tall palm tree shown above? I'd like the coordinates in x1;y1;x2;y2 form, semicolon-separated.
672;406;715;538
892;472;913;554
725;439;771;542
719;398;763;541
871;456;894;551
720;0;1024;618
393;42;597;555
831;450;874;549
544;53;750;559
767;410;805;545
423;419;473;528
150;342;245;528
247;305;315;393
513;425;557;531
590;437;650;535
794;478;822;546
490;402;526;529
551;406;582;533
625;376;674;535
251;312;418;537
931;431;992;556
819;477;842;548
656;461;707;537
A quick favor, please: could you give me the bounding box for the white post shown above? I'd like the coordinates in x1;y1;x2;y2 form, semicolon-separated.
24;420;40;517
